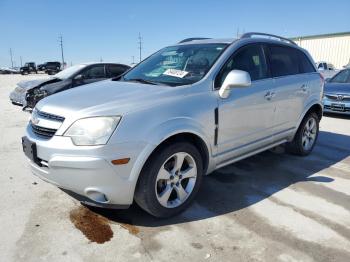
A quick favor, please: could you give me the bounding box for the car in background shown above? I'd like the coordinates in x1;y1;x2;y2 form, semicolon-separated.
9;62;130;109
45;62;61;75
37;63;46;72
0;67;20;74
20;62;37;75
316;61;338;79
323;68;350;115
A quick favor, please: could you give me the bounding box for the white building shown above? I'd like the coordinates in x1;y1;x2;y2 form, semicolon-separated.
291;32;350;69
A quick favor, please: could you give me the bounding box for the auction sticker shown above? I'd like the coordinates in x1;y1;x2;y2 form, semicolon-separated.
163;68;189;78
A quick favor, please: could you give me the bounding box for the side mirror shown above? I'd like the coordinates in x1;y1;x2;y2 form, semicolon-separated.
219;70;251;99
74;74;84;81
325;78;330;82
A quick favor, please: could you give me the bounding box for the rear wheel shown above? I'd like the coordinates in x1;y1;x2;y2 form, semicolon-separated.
134;142;203;218
287;112;319;156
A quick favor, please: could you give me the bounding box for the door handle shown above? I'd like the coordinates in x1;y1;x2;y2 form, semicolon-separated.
300;84;308;92
265;91;275;100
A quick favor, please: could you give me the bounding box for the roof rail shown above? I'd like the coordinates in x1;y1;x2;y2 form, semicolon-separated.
240;32;297;45
178;37;211;44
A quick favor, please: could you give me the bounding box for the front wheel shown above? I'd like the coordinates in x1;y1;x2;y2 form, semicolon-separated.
287;112;319;156
134;142;203;218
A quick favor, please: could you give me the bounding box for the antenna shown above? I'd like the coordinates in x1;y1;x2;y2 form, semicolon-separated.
138;33;143;62
59;35;65;68
9;48;14;68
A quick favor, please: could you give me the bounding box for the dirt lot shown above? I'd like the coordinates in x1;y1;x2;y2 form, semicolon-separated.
1;74;350;262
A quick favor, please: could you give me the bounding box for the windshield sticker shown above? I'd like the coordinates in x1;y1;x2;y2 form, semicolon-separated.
163;68;189;78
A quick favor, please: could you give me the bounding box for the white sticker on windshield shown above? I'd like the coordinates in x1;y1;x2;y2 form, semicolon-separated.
163;68;189;78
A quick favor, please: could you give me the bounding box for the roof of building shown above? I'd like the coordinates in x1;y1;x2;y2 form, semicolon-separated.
291;32;350;40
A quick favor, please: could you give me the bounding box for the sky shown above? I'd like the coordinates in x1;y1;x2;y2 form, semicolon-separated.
0;0;349;68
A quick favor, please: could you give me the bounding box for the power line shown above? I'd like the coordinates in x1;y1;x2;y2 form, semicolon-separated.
138;33;143;62
59;35;65;68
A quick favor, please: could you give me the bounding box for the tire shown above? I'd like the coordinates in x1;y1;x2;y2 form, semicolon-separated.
134;142;203;218
286;112;319;156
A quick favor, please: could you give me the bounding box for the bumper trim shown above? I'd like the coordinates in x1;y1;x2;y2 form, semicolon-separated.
60;188;130;209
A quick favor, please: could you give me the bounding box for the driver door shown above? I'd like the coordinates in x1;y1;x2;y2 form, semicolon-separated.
215;44;276;163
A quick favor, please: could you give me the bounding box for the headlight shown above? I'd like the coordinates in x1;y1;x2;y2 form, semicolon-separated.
64;116;121;146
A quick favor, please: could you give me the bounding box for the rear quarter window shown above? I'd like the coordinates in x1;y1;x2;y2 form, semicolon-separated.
297;51;316;73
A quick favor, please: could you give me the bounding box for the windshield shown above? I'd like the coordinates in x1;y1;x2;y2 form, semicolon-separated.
329;69;350;83
54;64;87;80
123;43;227;86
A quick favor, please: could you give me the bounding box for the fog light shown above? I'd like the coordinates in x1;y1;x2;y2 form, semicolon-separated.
85;189;108;203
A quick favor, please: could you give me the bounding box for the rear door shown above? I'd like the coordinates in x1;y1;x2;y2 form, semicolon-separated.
78;64;107;86
106;64;130;78
267;44;315;138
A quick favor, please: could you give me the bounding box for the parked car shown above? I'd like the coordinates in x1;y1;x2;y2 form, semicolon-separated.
22;33;323;218
10;62;130;109
316;61;338;79
20;62;37;75
323;68;350;115
45;61;61;75
0;67;20;74
37;63;46;71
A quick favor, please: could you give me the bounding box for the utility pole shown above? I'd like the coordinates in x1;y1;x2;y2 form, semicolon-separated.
132;56;135;64
20;56;23;67
137;33;143;62
9;48;14;68
59;35;65;68
100;57;103;62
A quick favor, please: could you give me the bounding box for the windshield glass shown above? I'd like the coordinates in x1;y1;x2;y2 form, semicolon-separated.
54;64;87;80
123;43;227;86
330;69;350;83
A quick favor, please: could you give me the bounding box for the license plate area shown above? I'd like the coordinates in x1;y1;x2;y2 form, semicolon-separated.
22;136;39;165
331;103;345;111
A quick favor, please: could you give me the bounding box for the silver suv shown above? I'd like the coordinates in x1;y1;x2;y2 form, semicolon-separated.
22;33;323;217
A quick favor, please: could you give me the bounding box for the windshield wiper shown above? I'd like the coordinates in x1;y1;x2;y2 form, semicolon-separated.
125;78;159;85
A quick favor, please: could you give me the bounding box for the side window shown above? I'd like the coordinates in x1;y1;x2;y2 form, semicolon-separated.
106;65;128;78
215;44;268;88
269;45;299;77
297;50;316;73
82;65;105;79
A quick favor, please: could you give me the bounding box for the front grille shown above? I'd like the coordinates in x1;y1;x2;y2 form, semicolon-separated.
30;109;64;138
37;110;65;122
325;94;350;102
31;123;58;138
324;105;350;112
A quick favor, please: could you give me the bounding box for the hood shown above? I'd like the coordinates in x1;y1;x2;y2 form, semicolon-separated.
37;80;184;118
17;77;59;91
324;83;350;95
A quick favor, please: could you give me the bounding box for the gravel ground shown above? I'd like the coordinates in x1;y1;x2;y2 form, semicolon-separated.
1;74;350;262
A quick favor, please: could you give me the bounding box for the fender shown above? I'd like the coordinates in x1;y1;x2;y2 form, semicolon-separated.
127;117;216;184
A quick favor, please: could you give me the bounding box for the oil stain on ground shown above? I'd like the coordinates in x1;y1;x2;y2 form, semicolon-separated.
70;206;113;244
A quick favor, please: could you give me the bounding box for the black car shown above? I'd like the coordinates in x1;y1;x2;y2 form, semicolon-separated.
20;62;37;75
45;62;61;75
21;62;130;109
323;68;350;115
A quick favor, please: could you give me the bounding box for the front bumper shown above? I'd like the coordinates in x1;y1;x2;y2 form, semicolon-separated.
323;98;350;115
24;125;151;207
